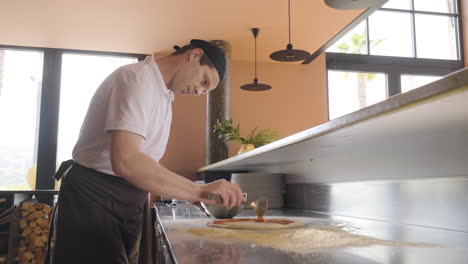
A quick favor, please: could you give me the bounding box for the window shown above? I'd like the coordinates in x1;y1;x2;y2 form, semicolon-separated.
401;74;442;93
326;21;368;55
328;70;387;120
382;0;411;10
57;54;137;165
415;14;458;60
326;0;462;120
0;49;43;190
0;45;146;190
329;0;460;60
369;10;414;57
413;0;457;13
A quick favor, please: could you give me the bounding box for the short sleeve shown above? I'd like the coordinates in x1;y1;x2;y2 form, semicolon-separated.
104;68;153;139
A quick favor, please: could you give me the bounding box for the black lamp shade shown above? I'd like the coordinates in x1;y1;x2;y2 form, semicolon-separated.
240;78;272;91
270;44;310;62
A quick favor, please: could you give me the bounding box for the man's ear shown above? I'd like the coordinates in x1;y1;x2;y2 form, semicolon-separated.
188;48;204;61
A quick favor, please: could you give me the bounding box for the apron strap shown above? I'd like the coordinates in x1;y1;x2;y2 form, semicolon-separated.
53;159;74;181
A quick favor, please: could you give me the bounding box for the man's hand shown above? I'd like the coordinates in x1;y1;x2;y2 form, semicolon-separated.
198;179;244;209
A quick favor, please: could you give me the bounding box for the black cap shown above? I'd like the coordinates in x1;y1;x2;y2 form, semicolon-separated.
174;39;226;83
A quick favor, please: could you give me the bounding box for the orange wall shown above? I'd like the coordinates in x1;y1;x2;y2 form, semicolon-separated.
0;0;161;54
159;92;207;180
463;0;468;66
228;58;328;157
160;56;328;179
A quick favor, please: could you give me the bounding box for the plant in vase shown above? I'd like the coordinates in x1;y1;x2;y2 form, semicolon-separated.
213;119;279;154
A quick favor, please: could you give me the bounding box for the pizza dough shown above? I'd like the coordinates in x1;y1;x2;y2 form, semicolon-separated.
207;218;305;230
185;225;439;253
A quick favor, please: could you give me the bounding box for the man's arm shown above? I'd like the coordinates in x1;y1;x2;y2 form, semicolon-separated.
110;130;243;208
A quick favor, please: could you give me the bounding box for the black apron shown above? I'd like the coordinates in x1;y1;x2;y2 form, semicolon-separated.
44;160;148;264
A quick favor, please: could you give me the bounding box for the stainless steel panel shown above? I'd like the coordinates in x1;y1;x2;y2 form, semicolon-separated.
286;177;468;232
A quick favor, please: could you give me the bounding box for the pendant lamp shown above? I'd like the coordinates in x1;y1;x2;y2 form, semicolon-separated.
270;0;310;62
240;28;272;91
324;0;386;10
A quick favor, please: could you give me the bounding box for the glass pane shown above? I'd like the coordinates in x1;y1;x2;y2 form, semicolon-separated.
382;0;411;10
57;54;138;167
416;14;458;60
401;74;442;93
327;21;368;54
414;0;457;14
0;49;43;190
369;11;413;57
328;70;387;120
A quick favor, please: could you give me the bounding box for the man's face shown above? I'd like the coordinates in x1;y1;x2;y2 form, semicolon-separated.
170;49;220;96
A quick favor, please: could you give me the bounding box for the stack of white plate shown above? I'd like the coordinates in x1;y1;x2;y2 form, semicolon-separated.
231;173;285;209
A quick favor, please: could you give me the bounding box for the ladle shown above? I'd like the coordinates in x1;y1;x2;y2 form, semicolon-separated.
250;198;268;222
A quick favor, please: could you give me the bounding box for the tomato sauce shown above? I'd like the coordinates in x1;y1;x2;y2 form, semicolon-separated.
213;218;294;225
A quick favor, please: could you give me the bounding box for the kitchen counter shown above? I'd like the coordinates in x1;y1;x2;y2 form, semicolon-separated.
155;204;468;264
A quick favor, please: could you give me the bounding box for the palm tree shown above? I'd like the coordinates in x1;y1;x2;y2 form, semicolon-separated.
336;32;384;108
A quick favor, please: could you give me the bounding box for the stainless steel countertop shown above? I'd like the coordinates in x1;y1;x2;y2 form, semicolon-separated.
155;204;468;264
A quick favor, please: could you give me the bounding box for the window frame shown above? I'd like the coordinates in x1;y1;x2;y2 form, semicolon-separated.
0;44;147;190
323;0;464;121
326;52;462;95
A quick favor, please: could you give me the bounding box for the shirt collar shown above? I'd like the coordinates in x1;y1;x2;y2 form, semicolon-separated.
145;56;175;102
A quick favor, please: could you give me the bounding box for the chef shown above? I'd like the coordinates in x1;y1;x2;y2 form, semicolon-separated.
45;39;244;264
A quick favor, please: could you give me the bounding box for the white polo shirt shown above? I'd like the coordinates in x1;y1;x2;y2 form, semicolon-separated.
72;56;174;176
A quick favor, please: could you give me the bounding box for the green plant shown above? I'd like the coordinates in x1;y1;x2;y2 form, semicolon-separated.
213;119;279;148
336;32;385;108
337;32;384;82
